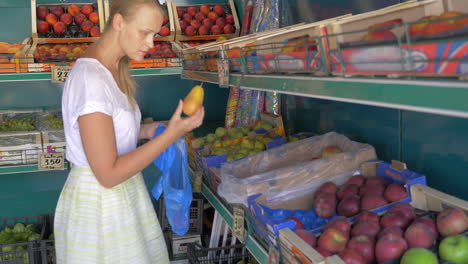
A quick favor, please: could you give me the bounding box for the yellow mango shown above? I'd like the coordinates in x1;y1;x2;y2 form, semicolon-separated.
183;85;204;116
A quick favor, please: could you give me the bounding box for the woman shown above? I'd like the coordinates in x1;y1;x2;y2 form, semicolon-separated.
54;0;204;263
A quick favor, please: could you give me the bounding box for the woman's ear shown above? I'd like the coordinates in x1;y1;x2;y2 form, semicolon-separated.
112;13;124;31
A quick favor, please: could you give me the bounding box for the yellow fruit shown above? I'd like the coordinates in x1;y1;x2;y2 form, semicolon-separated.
183;85;204;116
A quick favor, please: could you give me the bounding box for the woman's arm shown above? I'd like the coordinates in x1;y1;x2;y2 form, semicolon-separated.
79;100;204;188
138;122;159;140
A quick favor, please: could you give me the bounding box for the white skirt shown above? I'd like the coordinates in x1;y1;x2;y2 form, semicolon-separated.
54;166;169;264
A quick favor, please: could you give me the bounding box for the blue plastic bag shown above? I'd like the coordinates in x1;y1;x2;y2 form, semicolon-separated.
151;124;192;236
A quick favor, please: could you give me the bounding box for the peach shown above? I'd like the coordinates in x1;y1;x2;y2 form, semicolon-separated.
176;7;184;18
159;26;170;36
185;25;196;36
195;12;205;22
51;6;64;18
89;12;99;24
208;12;218;22
53;21;66;34
37;6;49;20
179;20;188;31
74;13;87;25
226;14;235;25
182;13;192;24
90;26;100;37
211;24;222;35
198;25;210;35
213;5;224;16
67;4;80;17
200;4;210;15
216;17;226;28
60;13;73;25
81;4;94;16
162;16;169;25
45;13;58;25
409;16;438;36
362;29;396;41
81;20;94;32
37;20;50;33
203;18;213;28
190;20;201;30
187;6;198;16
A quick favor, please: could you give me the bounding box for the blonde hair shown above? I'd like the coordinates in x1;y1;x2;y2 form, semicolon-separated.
104;0;163;109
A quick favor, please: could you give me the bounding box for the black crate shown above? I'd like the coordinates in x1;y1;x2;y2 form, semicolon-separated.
39;240;55;264
0;215;46;264
187;243;251;264
158;194;204;235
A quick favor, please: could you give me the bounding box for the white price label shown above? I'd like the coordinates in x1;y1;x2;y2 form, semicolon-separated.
232;206;245;240
217;60;229;88
38;153;65;170
51;66;72;83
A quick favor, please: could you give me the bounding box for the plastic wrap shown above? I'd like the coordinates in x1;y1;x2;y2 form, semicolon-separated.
224;87;240;129
0;131;42;166
38;110;63;131
0;110;41;133
218;132;377;205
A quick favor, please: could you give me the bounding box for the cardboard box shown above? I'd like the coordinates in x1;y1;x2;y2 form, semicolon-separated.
171;234;202;259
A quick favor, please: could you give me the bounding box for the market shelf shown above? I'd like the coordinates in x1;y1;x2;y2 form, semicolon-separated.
182;70;468;119
0;67;183;82
199;180;269;264
0;162;69;175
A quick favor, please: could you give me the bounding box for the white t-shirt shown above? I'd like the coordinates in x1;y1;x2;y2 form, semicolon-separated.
62;58;141;167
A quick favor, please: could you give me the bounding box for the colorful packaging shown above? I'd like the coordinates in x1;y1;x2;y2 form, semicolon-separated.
224;87;240;129
235;89;252;127
248;90;264;126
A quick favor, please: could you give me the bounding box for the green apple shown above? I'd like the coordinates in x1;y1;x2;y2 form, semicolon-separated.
439;235;468;264
401;248;438;264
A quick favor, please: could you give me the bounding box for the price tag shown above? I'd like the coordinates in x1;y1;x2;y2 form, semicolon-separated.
51;66;72;83
217;59;229;88
38;153;65;170
268;245;280;264
232;206;245;240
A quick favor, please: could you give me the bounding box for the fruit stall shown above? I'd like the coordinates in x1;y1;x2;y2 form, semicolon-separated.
1;0;468;264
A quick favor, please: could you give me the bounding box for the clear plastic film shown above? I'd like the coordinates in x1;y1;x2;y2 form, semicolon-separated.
224;87;240;129
217;132;377;205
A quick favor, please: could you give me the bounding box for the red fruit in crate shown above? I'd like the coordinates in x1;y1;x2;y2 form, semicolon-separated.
159;26;170;36
216;17;226;28
177;7;184;18
182;13;192;24
384;183;408;202
37;6;49;20
187;6;198;16
366;177;389;187
51;6;64;18
324;216;350;237
405;222;436;248
409;16;438;36
195;12;205;22
313;192;337;219
211;25;222;35
89;12;99;24
74;13;87;25
360;194;388;211
53;21;66;34
295;229;316;247
190;20;201;30
203;18;213;28
287;216;304;229
60;13;73;25
162;16;169;25
179;20;188;31
362;29;397;41
345;175;366;187
360;184;385;197
37;20;50;34
318;228;348;254
351;220;380;238
67;4;80;17
347;235;375;264
356;211;380;225
368;18;403;30
378;226;404;239
337;194;360;217
198;25;210;35
387;203;416;221
413;217;438;238
200;4;210;15
90;26;100;37
437;207;468;237
316;182;338;196
81;20;94;32
81;4;94;16
375;234;408;263
226;14;235;25
213;5;225;16
45;13;58;25
337;184;359;200
380;212;411;230
339;248;366;264
316;247;333;257
208;12;218;22
185;26;196;36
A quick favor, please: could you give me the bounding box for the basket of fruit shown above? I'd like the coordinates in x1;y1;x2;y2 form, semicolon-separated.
0;38;33;73
131;41;181;69
27;42;90;72
32;0;106;44
171;0;240;41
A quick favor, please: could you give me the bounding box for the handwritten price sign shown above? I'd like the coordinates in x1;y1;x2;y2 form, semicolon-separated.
51;66;72;83
217;59;229;88
233;206;245;241
38;153;65;170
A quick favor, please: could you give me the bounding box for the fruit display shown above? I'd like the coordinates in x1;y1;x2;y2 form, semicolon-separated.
44;114;63;130
145;42;177;58
292;204;468;264
35;3;102;39
0;42;23;54
0;118;36;132
154;3;173;40
33;43;90;62
173;2;239;39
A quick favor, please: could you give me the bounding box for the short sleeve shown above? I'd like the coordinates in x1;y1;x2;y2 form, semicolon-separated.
62;61;114;130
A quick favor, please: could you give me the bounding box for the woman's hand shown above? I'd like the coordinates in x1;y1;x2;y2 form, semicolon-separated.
166;100;204;140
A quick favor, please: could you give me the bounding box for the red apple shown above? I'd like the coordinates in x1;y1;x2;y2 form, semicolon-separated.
51;6;64;18
313;192;337;219
208;11;219;22
81;4;93;16
60;13;73;25
351;221;380;238
339;248;366;264
216;17;226;28
53;21;66;33
74;13;87;25
387;203;416;221
360;184;385;197
287;216;304;229
203;18;213;28
182;13;192;24
195;12;205;22
437;207;468;237
356;211;380;225
337;184;359;200
226;14;235;25
176;7;184;18
337;195;360;217
413;217;438;238
378;226;404;239
347;235;375;264
198;25;210;35
295;229;316;247
37;6;49;20
325;216;351;237
200;4;210;15
187;6;198;16
185;25;196;36
380;212;411;230
81;20;94;32
45;13;58;25
366;177;390;187
316;182;338;196
375;234;408;263
90;26;100;37
384;183;408;202
159;26;170;36
190;20;201;30
318;228;348;254
345;175;366;187
316;247;332;257
360;194;388;211
213;5;225;16
37;20;50;34
405;222;436;248
179;20;188;31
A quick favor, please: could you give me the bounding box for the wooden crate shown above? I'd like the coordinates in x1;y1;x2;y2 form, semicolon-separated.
0;38;33;73
171;0;240;41
31;0;106;44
